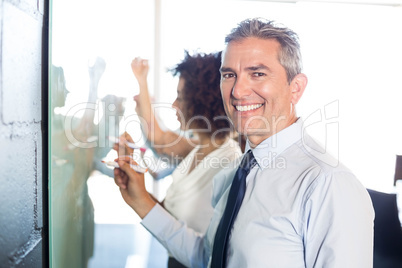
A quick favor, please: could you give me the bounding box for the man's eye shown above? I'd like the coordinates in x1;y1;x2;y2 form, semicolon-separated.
253;72;265;77
222;73;235;79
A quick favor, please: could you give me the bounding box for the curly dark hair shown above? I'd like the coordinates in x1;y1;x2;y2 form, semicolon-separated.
169;51;232;140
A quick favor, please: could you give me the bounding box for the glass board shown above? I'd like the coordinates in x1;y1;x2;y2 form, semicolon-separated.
49;1;155;267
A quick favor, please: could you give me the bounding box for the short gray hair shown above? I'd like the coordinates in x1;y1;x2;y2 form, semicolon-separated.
225;18;302;84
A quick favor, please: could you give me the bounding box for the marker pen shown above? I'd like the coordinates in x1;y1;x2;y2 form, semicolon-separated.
125;141;147;153
108;136;147;152
108;136;119;143
101;160;148;173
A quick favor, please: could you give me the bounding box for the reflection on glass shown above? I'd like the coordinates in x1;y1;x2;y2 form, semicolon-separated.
50;62;96;267
49;0;156;267
50;58;123;267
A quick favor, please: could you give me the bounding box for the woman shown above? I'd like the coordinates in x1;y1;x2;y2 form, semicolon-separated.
130;51;242;268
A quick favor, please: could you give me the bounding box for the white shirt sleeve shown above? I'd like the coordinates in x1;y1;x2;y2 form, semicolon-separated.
141;204;210;268
303;171;374;268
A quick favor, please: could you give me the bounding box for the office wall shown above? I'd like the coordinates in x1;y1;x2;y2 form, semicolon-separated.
0;0;46;267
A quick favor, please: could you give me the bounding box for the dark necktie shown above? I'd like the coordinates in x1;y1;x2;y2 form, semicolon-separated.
211;150;257;268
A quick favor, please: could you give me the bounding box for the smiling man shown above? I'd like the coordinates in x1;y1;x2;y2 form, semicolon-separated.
114;18;374;268
220;35;306;147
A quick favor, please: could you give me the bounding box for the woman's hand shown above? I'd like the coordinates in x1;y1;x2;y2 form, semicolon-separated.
131;57;149;85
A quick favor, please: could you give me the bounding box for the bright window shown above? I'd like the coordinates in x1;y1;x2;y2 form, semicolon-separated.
157;0;402;192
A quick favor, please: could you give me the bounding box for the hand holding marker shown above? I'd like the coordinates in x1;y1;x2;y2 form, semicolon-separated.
105;136;148;173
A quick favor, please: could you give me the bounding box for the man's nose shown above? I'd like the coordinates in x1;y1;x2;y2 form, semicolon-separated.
231;75;252;99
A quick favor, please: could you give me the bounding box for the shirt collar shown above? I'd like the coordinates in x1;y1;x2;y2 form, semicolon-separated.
245;118;303;169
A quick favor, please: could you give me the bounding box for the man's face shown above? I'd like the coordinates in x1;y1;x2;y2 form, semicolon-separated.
220;37;299;147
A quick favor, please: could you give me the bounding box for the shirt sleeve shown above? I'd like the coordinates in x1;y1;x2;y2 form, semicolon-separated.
303;171;374;268
141;204;210;268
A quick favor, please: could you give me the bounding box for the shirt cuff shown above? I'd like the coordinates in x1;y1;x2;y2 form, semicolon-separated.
141;203;175;236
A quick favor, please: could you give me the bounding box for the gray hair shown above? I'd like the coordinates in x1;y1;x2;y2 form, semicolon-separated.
225;18;302;84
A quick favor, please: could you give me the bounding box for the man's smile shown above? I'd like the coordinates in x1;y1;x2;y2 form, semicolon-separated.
234;103;263;112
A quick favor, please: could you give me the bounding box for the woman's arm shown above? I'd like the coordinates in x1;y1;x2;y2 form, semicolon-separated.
131;58;196;158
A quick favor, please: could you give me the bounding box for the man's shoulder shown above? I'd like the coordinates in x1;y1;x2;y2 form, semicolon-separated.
291;133;350;174
273;133;359;194
284;134;367;198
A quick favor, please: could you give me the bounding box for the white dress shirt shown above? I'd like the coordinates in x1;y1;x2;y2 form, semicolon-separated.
164;138;242;234
142;119;374;268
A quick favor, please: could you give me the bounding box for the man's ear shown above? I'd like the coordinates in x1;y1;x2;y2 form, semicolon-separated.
290;73;308;105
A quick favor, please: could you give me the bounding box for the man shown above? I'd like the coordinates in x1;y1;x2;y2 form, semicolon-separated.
114;18;374;267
